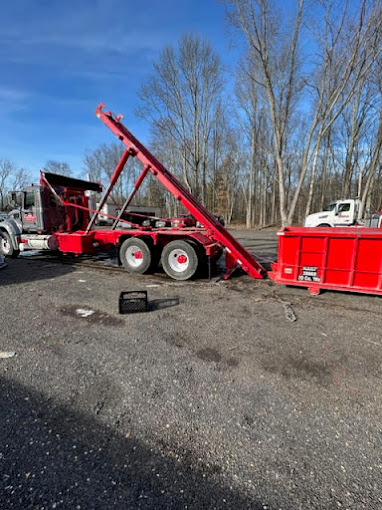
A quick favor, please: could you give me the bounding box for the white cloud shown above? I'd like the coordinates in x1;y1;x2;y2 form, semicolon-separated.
0;26;166;57
0;87;29;117
0;87;27;102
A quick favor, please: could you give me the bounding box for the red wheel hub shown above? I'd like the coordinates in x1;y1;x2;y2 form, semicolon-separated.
177;254;187;264
134;250;143;259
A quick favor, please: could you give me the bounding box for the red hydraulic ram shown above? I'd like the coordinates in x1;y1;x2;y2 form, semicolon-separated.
269;226;382;296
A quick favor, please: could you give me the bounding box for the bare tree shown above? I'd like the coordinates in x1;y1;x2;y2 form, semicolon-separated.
0;159;13;209
303;0;382;217
137;34;224;204
226;0;305;225
83;143;142;204
235;53;275;226
339;81;375;198
11;167;30;190
359;106;382;216
44;160;72;176
226;0;382;225
235;54;259;227
0;160;31;209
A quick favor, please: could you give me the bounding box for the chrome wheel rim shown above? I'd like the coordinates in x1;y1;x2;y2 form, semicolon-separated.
125;245;144;268
168;248;189;273
1;237;10;255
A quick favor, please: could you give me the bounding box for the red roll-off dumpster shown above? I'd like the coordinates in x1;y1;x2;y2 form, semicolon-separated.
269;227;382;296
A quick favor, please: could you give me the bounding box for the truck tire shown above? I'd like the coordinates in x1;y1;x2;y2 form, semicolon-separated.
120;237;153;274
161;240;199;280
317;223;331;227
0;232;20;258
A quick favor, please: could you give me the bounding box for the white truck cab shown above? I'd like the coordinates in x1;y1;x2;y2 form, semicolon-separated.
304;199;361;227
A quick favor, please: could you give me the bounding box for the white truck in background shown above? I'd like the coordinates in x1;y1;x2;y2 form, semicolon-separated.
304;199;362;227
304;199;382;228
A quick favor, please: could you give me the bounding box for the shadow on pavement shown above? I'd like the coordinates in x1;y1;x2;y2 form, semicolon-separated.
0;376;262;509
149;298;180;311
0;257;74;287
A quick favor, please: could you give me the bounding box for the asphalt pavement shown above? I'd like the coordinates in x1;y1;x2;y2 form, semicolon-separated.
1;230;381;509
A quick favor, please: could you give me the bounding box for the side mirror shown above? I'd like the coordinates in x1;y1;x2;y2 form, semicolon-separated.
7;192;22;208
7;193;16;208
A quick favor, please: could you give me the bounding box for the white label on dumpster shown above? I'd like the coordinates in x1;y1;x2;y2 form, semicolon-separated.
298;266;320;282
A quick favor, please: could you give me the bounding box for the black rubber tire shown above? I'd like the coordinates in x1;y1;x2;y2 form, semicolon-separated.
161;240;199;280
317;223;331;227
0;232;20;258
119;237;153;274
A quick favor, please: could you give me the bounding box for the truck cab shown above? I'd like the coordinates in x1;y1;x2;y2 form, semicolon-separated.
304;199;360;227
0;172;102;257
7;185;67;234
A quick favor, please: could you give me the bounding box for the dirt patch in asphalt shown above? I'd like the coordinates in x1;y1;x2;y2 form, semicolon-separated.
60;305;124;327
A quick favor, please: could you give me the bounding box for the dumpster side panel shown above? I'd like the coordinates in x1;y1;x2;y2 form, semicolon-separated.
356;239;382;271
269;227;382;296
277;234;300;281
325;237;355;286
327;238;354;270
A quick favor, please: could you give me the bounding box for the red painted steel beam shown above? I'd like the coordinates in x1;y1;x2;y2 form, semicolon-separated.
85;149;131;233
111;164;150;229
95;103;266;279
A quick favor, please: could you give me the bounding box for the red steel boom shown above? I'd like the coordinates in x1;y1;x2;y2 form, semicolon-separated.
95;103;266;280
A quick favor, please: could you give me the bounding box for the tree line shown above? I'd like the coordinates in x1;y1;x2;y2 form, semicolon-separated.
2;0;382;228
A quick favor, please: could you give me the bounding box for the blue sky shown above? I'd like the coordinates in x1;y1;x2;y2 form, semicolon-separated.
0;0;238;179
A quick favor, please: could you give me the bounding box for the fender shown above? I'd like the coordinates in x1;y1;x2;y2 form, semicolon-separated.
0;219;22;250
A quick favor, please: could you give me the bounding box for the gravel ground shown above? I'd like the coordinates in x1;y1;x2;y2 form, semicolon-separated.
1;230;382;509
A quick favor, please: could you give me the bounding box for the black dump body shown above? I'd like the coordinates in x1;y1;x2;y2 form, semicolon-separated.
43;173;103;193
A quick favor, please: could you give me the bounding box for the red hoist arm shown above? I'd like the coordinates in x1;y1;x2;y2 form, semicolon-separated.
95;103;266;279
